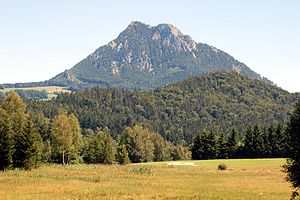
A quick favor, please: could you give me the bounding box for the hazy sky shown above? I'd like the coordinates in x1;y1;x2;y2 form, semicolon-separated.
0;0;299;92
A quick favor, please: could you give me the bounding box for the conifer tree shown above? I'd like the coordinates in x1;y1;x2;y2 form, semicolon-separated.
243;127;254;158
284;102;300;195
2;92;26;168
2;91;26;136
23;114;43;170
252;125;264;158
0;108;14;170
216;133;227;159
226;128;238;158
266;124;276;157
191;131;217;160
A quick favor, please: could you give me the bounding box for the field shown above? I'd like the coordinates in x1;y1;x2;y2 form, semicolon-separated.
0;86;70;99
0;159;291;200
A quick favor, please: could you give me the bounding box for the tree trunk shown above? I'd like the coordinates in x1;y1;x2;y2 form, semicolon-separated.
62;150;65;165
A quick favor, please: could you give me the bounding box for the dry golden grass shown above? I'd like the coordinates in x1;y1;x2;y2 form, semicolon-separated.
0;159;292;200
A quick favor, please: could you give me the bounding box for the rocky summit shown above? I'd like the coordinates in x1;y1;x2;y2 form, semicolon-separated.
49;21;267;89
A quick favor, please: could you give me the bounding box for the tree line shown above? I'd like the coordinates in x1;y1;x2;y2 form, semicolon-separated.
191;124;288;160
0;92;190;170
26;72;299;146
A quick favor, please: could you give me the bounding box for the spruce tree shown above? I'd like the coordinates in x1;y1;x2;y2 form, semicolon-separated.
284;101;300;194
243;127;254;158
216;133;227;159
191;131;217;160
226;128;238;158
266;124;276;157
191;134;202;160
2;92;26;168
23;114;43;170
252;125;264;158
0;108;14;170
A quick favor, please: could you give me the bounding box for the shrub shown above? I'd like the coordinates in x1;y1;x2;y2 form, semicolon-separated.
218;164;227;170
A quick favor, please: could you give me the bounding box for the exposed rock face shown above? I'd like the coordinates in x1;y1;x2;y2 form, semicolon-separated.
49;21;265;89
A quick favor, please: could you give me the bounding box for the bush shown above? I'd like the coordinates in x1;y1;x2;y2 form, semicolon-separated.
218;164;227;170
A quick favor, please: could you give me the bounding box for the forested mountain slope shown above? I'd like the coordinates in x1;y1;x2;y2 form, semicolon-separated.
28;71;299;143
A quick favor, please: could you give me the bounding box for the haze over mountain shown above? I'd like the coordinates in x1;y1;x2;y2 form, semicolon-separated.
48;21;271;89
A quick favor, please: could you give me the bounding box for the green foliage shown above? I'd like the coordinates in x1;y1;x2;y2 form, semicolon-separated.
171;144;191;160
22;114;43;170
121;125;155;163
0;92;43;170
191;131;217;160
0;108;14;170
284;101;300;190
3;92;27;168
14;90;48;100
152;132;172;161
51;110;83;165
28;72;299;145
83;130;116;164
116;144;130;165
226;129;238;158
191;123;288;160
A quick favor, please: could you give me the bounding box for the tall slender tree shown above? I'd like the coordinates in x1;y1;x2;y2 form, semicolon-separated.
284;102;300;197
51;110;83;165
252;125;264;158
226;128;238;158
116;144;130;164
121;125;154;163
2;92;26;168
243;127;254;158
22;114;43;170
0;108;14;170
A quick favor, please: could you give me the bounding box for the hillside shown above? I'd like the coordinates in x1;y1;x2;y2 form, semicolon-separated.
48;21;270;89
28;71;299;143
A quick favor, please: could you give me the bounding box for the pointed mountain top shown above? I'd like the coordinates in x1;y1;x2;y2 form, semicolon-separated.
49;21;264;90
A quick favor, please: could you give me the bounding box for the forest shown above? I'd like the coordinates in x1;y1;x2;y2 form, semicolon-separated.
0;72;298;170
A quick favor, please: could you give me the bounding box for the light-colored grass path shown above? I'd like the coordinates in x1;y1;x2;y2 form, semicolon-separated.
0;158;292;199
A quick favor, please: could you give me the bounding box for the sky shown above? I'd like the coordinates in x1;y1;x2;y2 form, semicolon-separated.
0;0;299;92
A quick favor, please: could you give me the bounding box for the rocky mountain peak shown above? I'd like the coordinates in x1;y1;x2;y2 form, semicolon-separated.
49;21;264;89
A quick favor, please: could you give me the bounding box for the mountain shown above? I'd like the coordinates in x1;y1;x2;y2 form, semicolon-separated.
29;71;299;143
48;21;270;89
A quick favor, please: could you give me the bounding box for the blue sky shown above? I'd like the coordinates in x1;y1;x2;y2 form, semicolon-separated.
0;0;299;92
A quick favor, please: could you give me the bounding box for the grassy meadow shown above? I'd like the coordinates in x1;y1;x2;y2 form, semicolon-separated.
0;158;291;200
